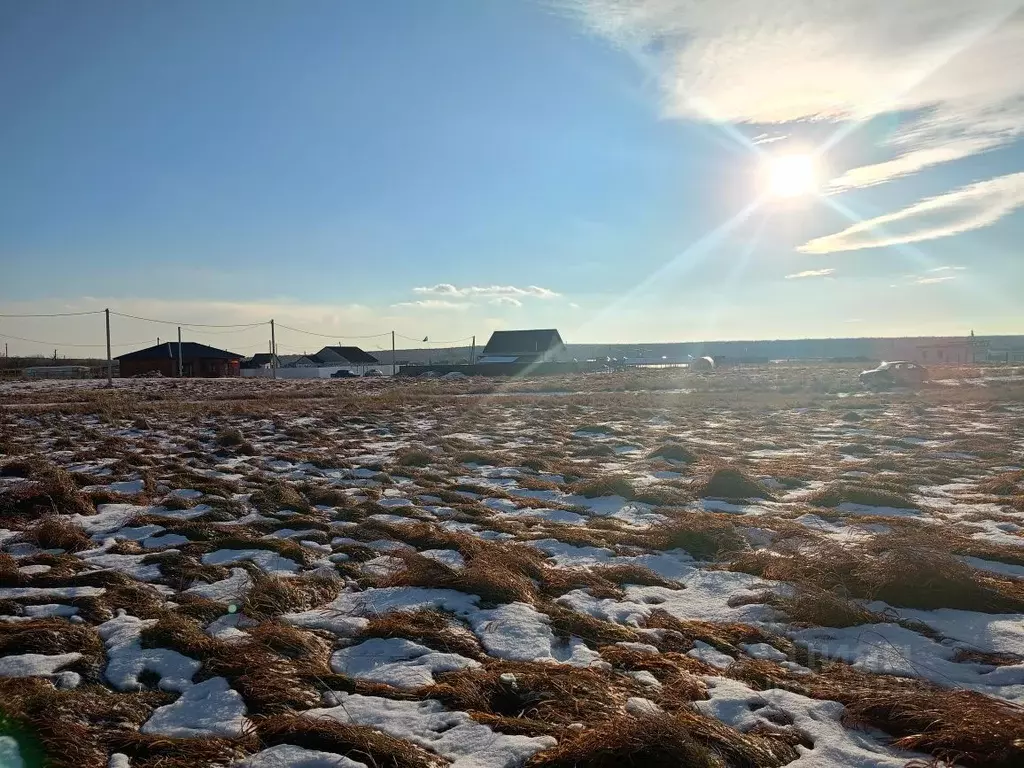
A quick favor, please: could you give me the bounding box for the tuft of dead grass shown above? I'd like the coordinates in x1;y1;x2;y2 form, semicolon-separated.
243;572;341;621
649;442;698;463
699;467;775;501
526;709;799;768
361;608;485;659
807;481;917;510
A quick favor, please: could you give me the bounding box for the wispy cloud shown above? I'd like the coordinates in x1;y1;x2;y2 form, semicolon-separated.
799;171;1024;254
785;268;835;279
490;296;523;307
915;275;958;284
413;284;560;299
392;299;471;311
928;265;967;272
568;1;1024;188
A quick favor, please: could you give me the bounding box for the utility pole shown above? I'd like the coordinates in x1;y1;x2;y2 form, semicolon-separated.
470;335;476;365
177;326;183;378
270;319;277;379
105;308;112;387
391;331;396;376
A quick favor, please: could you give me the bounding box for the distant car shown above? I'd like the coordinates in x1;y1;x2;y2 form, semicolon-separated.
859;361;928;388
362;369;384;378
330;369;359;378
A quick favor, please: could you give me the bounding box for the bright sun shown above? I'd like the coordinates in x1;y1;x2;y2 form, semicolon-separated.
765;153;818;198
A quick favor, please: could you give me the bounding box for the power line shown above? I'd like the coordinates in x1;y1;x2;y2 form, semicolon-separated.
0;332;155;348
396;333;473;345
109;311;269;328
0;310;104;318
275;323;391;339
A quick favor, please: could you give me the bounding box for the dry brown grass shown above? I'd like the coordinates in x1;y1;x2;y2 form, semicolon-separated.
361;608;485;659
807;480;918;510
812;664;1024;767
242;572;341;620
699;466;775;501
729;531;1024;613
526;709;800;768
635;512;747;559
426;660;642;727
0;678;174;768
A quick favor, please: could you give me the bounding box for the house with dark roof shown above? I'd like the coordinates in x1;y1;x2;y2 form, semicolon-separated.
312;346;380;365
242;353;321;370
478;329;567;364
116;342;243;378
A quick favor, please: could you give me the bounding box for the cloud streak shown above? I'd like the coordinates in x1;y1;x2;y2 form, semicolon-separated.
413;284;560;299
568;0;1024;188
391;299;472;311
800;171;1024;254
785;268;835;279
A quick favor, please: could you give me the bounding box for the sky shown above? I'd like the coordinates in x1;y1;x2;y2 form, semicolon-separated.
2;0;1023;356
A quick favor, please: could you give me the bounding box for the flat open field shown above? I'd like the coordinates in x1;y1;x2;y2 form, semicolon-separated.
2;366;1023;767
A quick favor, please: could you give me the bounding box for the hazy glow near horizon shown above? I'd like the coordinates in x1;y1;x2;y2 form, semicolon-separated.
766;153;818;198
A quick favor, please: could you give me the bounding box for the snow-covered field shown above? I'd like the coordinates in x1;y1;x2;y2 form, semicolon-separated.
1;369;1023;767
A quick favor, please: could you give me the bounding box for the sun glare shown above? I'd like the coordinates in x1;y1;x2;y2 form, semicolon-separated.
766;153;818;198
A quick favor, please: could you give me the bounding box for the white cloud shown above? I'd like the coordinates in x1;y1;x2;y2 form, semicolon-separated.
928;265;967;272
391;299;472;311
785;268;835;279
490;296;523;307
799;171;1024;253
413;284;560;299
568;0;1024;187
915;275;958;284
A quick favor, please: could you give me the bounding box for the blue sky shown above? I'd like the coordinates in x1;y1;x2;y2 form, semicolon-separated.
2;0;1023;355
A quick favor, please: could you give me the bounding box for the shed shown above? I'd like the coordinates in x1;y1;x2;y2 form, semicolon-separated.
478;329;566;363
116;342;243;378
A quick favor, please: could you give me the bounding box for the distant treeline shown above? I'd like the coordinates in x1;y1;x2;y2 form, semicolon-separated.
0;357;107;370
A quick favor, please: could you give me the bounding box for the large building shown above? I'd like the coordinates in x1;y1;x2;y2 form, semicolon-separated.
311;346;381;366
117;342;243;378
478;329;567;364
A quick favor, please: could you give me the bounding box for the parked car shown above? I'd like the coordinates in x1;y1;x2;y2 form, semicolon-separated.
859;361;928;388
362;369;384;378
330;369;359;378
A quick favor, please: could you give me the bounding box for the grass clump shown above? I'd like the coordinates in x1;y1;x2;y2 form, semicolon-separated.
572;475;635;499
526;710;799;768
730;532;1024;613
243;572;341;620
361;608;484;659
807;481;917;509
699;467;774;501
649;442;698;463
249;481;310;514
214;427;245;447
0;459;93;521
641;512;746;559
22;516;93;553
396;449;434;467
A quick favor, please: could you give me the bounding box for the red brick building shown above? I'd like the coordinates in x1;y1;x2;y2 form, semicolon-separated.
116;342;242;378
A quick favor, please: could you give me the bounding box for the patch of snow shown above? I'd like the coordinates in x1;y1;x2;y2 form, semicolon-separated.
0;652;82;678
142;677;251;738
98;611;201;692
467;601;605;667
792;622;1024;702
962;556;1024;579
0;736;24;768
201;548;301;575
331;638;480;689
742;643;788;662
687;641;734;669
185;568;253;604
420;549;466;569
307;693;555;768
233;745;368;768
22;604;79;618
696;676;924;766
0;586;105;600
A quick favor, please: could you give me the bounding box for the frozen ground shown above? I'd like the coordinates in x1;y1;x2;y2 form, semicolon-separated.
1;367;1023;767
